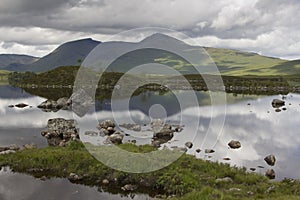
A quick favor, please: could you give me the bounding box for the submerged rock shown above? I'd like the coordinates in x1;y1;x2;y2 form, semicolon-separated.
264;154;276;166
228;140;241;149
41;118;79;146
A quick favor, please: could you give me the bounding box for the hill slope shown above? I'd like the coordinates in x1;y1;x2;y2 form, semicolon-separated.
7;34;300;76
0;54;38;70
13;38;101;72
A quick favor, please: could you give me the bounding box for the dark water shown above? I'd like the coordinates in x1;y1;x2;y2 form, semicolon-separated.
0;167;151;200
0;85;300;199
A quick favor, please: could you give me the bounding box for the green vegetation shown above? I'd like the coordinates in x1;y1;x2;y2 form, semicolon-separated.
0;142;300;199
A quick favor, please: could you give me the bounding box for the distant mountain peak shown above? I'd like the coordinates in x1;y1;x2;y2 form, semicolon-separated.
141;33;186;45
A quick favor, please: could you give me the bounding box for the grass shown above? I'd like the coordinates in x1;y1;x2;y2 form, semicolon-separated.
0;141;300;199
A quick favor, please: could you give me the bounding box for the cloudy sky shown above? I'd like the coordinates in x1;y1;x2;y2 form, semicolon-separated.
0;0;299;60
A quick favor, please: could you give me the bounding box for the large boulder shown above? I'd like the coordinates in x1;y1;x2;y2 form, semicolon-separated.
271;99;285;108
41;118;79;146
107;132;124;144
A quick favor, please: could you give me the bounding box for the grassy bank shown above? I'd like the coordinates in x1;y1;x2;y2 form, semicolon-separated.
0;142;299;199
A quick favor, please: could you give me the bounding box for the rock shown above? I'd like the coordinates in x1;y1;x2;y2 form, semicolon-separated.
119;123;142;132
264;154;276;166
97;120;115;130
196;149;201;153
23;143;36;149
247;191;254;195
0;150;16;155
99;128;110;136
0;144;19;152
107;132;124;144
228;140;241;149
41;118;79;146
265;185;275;193
8;105;14;108
223;157;231;161
68;173;82;181
121;184;137;191
282;107;287;111
15;103;28;108
216;177;233;183
40;176;47;181
185;142;193;149
102;179;109;185
257;165;264;168
229;188;241;192
272;99;285;108
250;168;256;171
84;131;98;136
265;169;275;179
8;144;20;151
205;149;215;154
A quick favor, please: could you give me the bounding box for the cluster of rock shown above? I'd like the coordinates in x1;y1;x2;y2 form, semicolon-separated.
119;123;141;132
37;89;94;116
0;143;36;155
272;99;286;112
41;118;80;146
151;119;183;147
97;120;124;144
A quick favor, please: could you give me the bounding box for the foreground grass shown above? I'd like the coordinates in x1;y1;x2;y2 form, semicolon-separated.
0;142;299;199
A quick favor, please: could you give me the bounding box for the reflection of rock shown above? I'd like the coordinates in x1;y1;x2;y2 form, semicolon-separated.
41;118;80;146
38;97;71;112
265;169;275;179
185;142;193;149
119;123;141;132
272;99;285;108
264;154;276;166
205;149;215;153
84;131;98;137
70;89;94;117
228;140;241;149
15;103;28;108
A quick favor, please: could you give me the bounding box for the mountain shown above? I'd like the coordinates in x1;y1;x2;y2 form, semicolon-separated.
12;38;101;72
7;34;300;76
0;54;38;70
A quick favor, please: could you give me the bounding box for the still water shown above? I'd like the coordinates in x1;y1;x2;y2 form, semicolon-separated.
0;85;300;199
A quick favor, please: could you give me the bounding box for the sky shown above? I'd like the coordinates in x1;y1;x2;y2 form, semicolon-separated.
0;0;299;60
